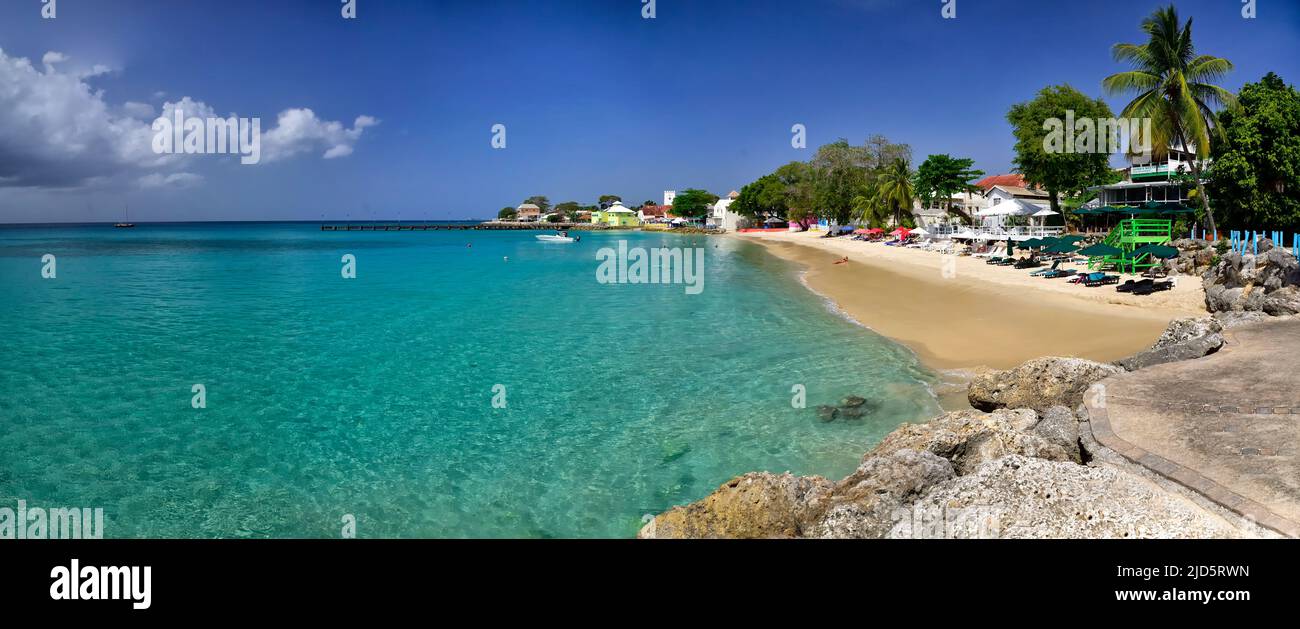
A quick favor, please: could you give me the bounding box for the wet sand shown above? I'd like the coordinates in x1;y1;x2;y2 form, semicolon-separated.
741;230;1207;373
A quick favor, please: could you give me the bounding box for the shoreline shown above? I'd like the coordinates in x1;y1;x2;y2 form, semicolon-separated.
737;230;1207;374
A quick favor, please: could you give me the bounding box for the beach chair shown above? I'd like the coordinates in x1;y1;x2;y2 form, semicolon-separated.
1083;272;1120;287
1042;268;1076;279
1116;278;1154;293
1014;258;1043;269
1132;280;1174;296
984;256;1005;265
1029;260;1060;276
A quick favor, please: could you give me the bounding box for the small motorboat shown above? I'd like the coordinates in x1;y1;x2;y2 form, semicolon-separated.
535;234;576;243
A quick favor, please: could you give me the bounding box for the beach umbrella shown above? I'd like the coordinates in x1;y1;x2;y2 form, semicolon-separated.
866;228;884;234
1056;234;1086;244
1131;244;1180;259
853;228;873;234
1079;243;1122;257
911;227;931;237
1017;238;1042;250
1044;242;1079;254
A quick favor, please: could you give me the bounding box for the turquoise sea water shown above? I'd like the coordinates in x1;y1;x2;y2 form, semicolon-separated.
0;223;940;538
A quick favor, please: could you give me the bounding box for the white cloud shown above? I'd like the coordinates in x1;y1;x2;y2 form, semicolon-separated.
0;48;377;190
137;172;204;189
261;109;380;162
122;101;155;119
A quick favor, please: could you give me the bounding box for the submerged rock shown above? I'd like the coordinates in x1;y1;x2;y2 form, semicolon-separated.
840;395;868;408
967;357;1123;412
815;405;839;422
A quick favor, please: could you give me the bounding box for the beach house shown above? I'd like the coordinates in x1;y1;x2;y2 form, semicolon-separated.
516;203;542;222
1090;143;1203;208
709;191;743;231
590;201;640;227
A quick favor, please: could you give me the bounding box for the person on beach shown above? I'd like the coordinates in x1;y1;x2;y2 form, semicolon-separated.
834;256;849;265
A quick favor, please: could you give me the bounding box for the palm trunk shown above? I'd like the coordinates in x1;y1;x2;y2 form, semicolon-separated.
1190;160;1216;236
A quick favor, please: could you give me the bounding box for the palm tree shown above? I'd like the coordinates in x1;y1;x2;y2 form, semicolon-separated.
876;159;916;227
1102;4;1236;233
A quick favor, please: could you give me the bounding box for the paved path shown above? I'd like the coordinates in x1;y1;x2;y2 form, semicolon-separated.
1086;317;1300;537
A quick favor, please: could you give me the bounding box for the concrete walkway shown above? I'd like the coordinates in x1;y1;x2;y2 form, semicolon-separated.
1086;317;1300;538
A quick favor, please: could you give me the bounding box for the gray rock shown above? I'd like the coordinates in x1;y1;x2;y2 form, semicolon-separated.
815;405;839;422
637;472;834;539
1213;310;1272;328
905;455;1240;538
1118;333;1223;371
1202;246;1300;314
840;395;867;408
871;408;1068;474
1151;316;1224;350
1031;406;1082;463
968;357;1124;413
810;449;956;539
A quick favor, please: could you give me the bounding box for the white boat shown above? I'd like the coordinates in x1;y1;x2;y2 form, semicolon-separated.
535;235;576;243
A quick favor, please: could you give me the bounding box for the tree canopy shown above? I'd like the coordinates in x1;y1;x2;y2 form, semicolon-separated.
522;196;551;213
670;189;719;220
1007;84;1117;212
497;206;517;219
1102;4;1236;232
913;154;984;223
1207;72;1300;230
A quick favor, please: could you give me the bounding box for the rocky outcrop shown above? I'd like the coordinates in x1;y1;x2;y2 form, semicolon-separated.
640;403;1241;539
905;455;1238;538
967;357;1123;412
1169;238;1217;276
808;450;955;539
637;472;833;539
871;408;1072;473
1116;316;1224;371
1203;248;1300;315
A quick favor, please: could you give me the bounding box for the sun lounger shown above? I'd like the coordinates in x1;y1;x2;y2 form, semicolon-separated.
1132;280;1174;296
1082;272;1120;287
1116;278;1154;293
1014;258;1043;269
1042;268;1076;279
1029;261;1061;276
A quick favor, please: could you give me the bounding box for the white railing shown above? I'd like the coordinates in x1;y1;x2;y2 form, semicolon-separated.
922;224;1063;240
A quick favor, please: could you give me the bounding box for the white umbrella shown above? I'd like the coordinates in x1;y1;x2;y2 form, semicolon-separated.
911;227;931;237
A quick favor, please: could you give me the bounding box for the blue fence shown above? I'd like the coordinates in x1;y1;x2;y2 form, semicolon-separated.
1222;230;1300;258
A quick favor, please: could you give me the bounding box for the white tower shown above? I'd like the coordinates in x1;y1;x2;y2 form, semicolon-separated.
663;191;676;206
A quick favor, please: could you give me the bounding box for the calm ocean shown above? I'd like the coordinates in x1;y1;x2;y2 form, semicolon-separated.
0;223;940;537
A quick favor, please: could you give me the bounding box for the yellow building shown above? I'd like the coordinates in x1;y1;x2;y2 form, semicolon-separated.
591;202;640;227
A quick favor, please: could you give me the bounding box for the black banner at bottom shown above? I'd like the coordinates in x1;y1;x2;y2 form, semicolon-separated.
1;540;1291;617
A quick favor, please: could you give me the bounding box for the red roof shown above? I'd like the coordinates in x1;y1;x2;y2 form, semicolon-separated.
974;174;1028;191
640;205;671;217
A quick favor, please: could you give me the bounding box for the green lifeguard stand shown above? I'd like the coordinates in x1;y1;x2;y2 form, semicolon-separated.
1089;218;1173;274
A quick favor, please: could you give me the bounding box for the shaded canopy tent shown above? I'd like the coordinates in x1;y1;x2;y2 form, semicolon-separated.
1131;244;1180;259
1031;208;1060;227
1044;242;1080;254
1079;243;1123;257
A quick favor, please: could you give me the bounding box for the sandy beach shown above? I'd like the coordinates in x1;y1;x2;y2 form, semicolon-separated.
738;230;1207;373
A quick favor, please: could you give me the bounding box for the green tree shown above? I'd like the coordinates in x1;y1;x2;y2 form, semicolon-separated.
876;159;916;227
773;161;816;228
811;140;870;226
731;174;787;221
670;189;719;222
497;206;517;220
555;201;581;221
598;195;622;209
850;181;890;228
1102;4;1236;233
1007;85;1117;214
1207;73;1300;230
522;196;551;213
913;154;985;224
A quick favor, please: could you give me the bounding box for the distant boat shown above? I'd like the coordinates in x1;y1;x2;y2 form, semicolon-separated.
535;234;575;243
114;205;135;228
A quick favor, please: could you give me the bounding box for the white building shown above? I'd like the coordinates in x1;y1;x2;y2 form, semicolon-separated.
709;190;743;231
663;190;676;207
1092;143;1203;207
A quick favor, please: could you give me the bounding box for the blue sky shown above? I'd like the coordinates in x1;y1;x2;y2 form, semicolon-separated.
0;0;1296;222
